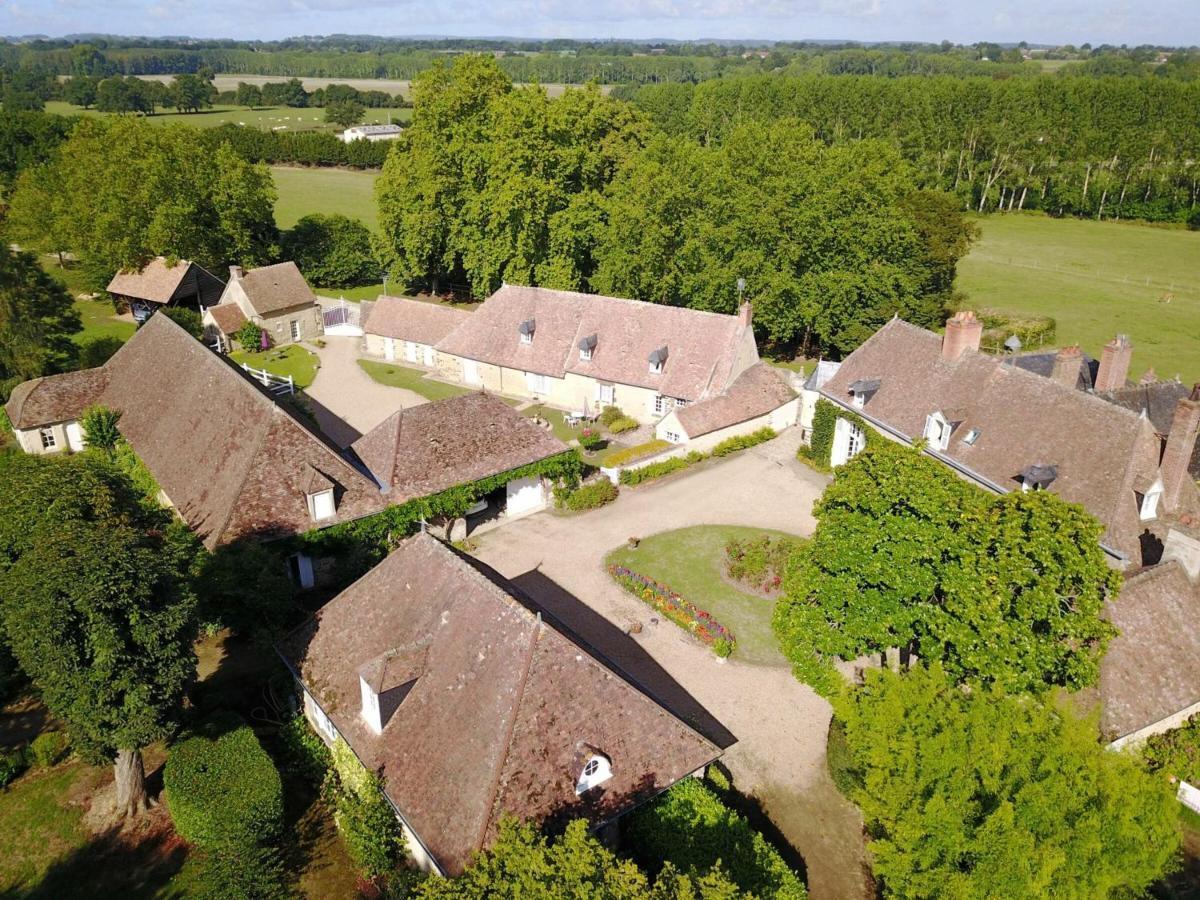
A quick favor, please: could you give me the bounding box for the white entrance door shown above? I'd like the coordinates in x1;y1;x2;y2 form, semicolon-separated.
423;346;435;367
462;359;481;385
405;341;419;363
65;422;85;452
384;337;396;361
830;417;865;467
506;476;545;516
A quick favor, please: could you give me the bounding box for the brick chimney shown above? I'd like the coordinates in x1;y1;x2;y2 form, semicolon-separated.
1162;384;1200;512
229;265;244;281
1140;367;1158;385
738;300;753;328
1049;345;1082;390
1094;334;1133;392
942;311;983;362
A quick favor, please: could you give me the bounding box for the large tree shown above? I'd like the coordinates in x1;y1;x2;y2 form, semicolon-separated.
0;245;80;387
281;213;377;288
836;664;1179;899
774;440;1118;695
0;453;198;817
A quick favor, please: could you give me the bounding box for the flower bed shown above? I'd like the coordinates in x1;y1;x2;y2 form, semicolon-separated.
608;564;736;657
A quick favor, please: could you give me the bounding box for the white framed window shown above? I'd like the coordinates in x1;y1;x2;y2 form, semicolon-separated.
575;755;613;795
649;360;664;375
831;417;866;467
653;395;670;416
520;331;532;345
664;430;681;443
309;489;335;521
923;413;952;451
290;319;301;341
1141;479;1164;520
525;371;549;394
596;383;614;405
311;699;337;742
580;347;593;361
39;427;56;450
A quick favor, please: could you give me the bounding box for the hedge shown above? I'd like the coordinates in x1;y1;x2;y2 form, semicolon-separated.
326;739;405;880
608;565;735;655
626;776;807;899
1143;713;1200;784
607;416;639;434
200;123;390;170
561;478;618;511
602;439;671;469
712;427;776;457
29;731;69;768
619;450;705;486
164;717;284;850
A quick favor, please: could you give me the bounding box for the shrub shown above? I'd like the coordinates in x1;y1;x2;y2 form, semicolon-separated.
577;428;604;452
235;321;265;352
608;565;735;654
80;404;121;453
326;738;405;880
282;213;378;288
277;712;331;787
0;746;28;788
1144;713;1200;784
190;844;289;900
626;777;807;899
602;439;671;468
159;306;204;338
607;416;639;434
724;534;799;595
713;638;733;658
563;478;618;511
164;717;284;850
712;427;776;457
619;456;693;486
29;731;69;768
598;405;626;426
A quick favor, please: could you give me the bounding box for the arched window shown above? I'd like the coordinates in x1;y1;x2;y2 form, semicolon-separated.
575;754;613;795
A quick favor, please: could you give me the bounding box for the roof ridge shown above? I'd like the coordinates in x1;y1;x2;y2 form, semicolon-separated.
205;402;279;547
502;283;742;323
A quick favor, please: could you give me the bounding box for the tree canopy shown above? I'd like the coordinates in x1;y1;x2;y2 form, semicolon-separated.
835;664;1179;899
773;440;1118;695
281;213;378;288
0;246;80;391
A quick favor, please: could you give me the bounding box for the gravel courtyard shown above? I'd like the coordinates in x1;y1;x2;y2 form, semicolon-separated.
470;430;875;900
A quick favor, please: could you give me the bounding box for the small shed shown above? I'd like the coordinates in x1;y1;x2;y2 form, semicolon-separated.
107;257;226;323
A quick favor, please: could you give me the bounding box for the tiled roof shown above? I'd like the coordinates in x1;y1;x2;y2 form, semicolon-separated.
281;533;722;875
206;303;248;335
436;285;754;402
1097;560;1200;740
363;296;472;345
5;369;109;429
107;257;194;304
1013;350;1099;392
1099;380;1200;477
236;262;319;316
675;363;796;439
351;392;567;500
821;318;1200;561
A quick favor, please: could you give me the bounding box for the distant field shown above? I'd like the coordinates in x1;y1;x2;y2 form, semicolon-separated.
271;165;379;230
43;100;411;131
133;74;611;99
956;213;1200;378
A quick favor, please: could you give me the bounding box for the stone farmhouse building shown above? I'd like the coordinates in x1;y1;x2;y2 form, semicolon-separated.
202;262;323;349
361;295;471;367
654;362;800;451
107;256;226;323
433;285;761;426
281;532;723;875
817;311;1200;567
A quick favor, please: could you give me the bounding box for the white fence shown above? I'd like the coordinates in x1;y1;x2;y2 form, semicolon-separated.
241;363;294;396
1178;779;1200;815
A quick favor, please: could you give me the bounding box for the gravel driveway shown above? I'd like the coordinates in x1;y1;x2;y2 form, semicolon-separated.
471;430;874;900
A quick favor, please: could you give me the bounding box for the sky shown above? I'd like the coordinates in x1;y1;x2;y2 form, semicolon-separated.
0;0;1194;48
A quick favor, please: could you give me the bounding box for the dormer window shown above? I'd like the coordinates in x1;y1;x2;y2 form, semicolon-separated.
519;318;535;345
359;645;428;735
923;413;952;451
648;346;668;375
848;378;880;409
578;333;597;362
1140;477;1164;520
1020;464;1057;492
303;465;337;521
575;754;613;795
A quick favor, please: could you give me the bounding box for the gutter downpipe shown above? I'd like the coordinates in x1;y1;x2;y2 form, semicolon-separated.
819;393;1128;564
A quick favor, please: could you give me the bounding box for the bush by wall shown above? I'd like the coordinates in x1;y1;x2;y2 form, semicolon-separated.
626;775;807;899
712;427;776;457
608;565;735;655
1143;713;1200;784
598;405;626;426
164;717;285;850
560;478;618;511
29;731;69;768
234;321;265;352
325;738;405;881
607;416;639;434
602;439;671;469
724;533;799;595
619;455;691;485
277;712;331;788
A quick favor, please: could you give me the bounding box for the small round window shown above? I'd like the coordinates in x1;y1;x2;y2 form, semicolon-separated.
583;759;600;777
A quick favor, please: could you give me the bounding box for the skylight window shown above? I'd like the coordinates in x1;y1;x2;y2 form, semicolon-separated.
962;428;980;446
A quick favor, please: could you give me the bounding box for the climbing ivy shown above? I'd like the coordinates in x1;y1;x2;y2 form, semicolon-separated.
799;399;869;471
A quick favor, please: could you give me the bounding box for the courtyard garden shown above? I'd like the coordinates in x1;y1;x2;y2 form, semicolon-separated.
231;344;320;389
605;525;802;667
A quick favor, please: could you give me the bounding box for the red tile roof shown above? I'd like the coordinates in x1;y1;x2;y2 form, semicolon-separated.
363;296;472;345
675;363;796;438
282;533;722;874
5;369;109;429
351;392;568;500
107;257;193;304
235;262;319;316
206;303;248;335
436;285;754;402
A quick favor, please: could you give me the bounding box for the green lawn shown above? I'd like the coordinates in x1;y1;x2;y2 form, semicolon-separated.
357;360;474;402
956;213;1200;378
313;282;386;301
44;101;411;133
606;525;800;666
231;344;320;388
0;764;90;893
272;165;379;231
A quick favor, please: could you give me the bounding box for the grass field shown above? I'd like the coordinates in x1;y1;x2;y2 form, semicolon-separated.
230;344;320;388
43;100;411;132
357;360;473;402
956;213;1200;378
131;74;612;100
271;165;379;231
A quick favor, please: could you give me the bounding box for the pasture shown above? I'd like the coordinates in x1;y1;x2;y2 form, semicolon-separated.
42;100;411;132
956;213;1200;378
271;165;379;230
135;73;610;99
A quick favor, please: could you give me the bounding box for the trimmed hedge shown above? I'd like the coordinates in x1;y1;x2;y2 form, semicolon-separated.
626;776;807;899
607;416;639;434
712;426;776;457
164;718;284;850
562;478;619;511
619;451;705;486
602;439;671;468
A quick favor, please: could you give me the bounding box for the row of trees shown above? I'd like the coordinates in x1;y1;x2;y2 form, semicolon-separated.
63;72;217;115
621;74;1200;222
376;56;975;356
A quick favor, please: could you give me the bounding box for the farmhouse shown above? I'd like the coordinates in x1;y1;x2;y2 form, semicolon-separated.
361;295;471;367
281;532;723;875
817;312;1200;566
434;284;759;425
202;262;323;347
654;362;800;450
352;392;568;520
5;368;110;454
107;256;225;323
340;123;403;143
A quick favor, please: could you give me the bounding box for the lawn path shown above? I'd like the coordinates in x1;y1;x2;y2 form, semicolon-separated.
472;432;874;900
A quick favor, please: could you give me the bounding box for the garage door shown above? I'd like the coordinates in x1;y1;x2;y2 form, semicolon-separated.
505;476;545;516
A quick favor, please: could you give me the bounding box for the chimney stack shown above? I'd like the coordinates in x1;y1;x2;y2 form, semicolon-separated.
229;265;244;281
738;300;753;328
941;311;983;362
1094;334;1133;392
1161;384;1200;512
1049;345;1082;390
1140;367;1158;385
1162;528;1200;581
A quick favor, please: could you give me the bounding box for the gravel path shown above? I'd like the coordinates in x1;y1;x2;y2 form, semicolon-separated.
471;430;874;900
303;336;427;447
